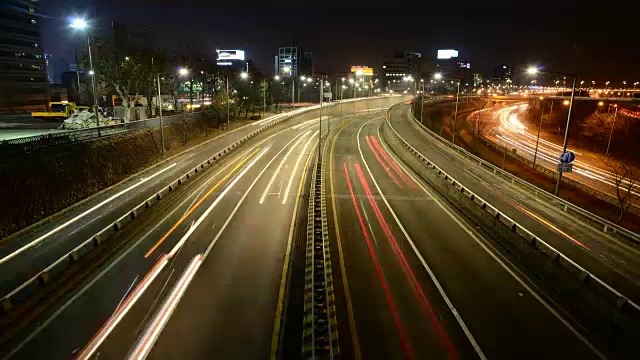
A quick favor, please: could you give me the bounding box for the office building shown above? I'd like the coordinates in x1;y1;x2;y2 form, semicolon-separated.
492;64;512;83
0;0;48;113
473;73;484;87
276;47;312;77
382;51;421;92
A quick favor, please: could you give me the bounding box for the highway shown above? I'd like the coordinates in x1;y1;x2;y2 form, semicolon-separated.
327;112;602;359
0;97;635;359
2;113;332;359
486;103;640;199
404;103;640;304
0;97;405;359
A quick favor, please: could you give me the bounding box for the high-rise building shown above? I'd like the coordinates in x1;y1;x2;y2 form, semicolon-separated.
382;51;421;92
0;0;48;113
473;73;484;87
493;64;512;83
276;47;312;77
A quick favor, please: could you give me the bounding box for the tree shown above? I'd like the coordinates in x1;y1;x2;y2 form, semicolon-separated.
605;157;638;224
81;36;148;122
581;111;617;138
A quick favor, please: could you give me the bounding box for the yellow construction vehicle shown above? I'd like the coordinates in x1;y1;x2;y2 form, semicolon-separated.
31;101;89;120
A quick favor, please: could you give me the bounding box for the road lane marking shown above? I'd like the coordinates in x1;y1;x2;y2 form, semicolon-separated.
259;131;310;204
378;119;606;359
144;148;261;258
2;122;317;360
328;120;362;360
371;136;417;188
359;199;379;247
0;163;177;265
344;161;412;359
282;130;318;204
128;255;203;360
75;255;170;360
169;147;270;259
78;147;271;358
354;162;458;357
357;119;488;360
365;135;401;186
270;138;318;359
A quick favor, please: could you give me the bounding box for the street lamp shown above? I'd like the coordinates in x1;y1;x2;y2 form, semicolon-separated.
70;16;99;130
274;75;280;81
528;65;577;195
178;68;189;76
240;72;248;79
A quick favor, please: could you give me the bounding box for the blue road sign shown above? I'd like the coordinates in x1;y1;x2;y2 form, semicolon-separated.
559;151;575;164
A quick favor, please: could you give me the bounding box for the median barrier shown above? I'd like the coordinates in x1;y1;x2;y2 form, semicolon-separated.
382;107;640;353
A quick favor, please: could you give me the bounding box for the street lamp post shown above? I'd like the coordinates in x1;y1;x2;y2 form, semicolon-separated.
532;97;544;168
606;105;618;156
70;18;100;132
452;80;461;144
319;78;323;157
156;74;165;155
527;67;577;195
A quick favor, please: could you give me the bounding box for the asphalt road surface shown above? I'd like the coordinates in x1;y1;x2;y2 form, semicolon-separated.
1;97;632;359
327;112;602;359
2;112;342;359
398;103;640;306
0;115;63;140
0;96;407;359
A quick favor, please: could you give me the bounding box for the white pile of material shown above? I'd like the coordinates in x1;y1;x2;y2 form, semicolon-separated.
59;111;120;130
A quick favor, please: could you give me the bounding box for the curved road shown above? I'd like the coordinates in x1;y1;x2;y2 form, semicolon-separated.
327;113;601;359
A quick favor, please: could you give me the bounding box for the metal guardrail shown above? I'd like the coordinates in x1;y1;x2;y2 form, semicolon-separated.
476;127;640;216
302;138;339;359
406;104;640;243
383;105;640;316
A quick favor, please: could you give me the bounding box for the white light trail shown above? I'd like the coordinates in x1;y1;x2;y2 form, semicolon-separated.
0;163;177;265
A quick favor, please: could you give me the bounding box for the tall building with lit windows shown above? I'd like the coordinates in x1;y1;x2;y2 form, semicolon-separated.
382;51;422;92
0;0;48;113
276;46;312;77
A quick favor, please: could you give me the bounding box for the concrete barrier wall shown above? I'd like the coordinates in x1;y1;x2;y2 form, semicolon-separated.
381;110;639;356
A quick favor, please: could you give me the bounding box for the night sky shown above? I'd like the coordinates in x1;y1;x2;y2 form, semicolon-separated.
40;0;640;82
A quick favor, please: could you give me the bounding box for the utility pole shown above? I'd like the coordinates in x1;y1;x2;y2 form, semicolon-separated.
86;34;100;134
262;79;266;117
319;78;323;157
226;77;230;131
157;74;165;156
291;78;295;107
420;83;425;124
452;81;461;145
532;101;544;168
